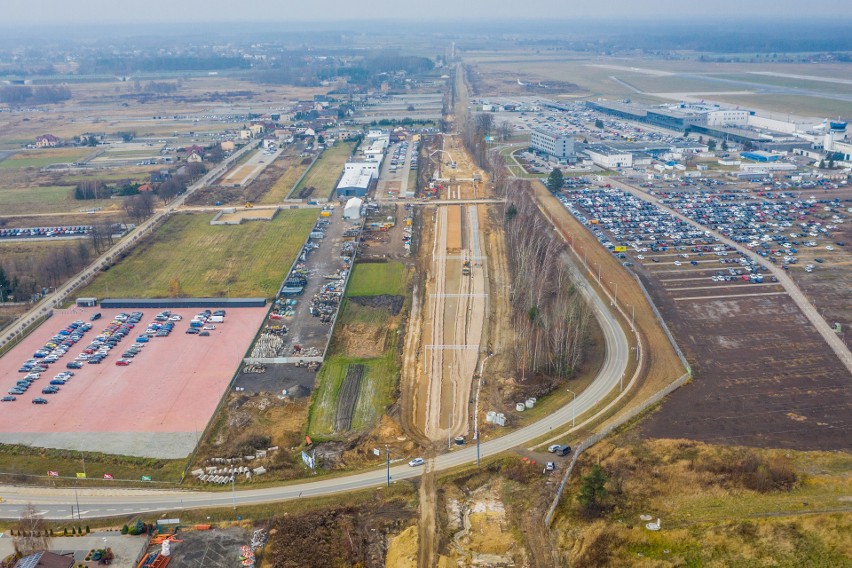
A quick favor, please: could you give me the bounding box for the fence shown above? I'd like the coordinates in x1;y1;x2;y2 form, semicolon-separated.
543;370;691;527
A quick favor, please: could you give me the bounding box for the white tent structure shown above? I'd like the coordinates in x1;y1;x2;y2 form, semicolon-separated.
343;197;363;220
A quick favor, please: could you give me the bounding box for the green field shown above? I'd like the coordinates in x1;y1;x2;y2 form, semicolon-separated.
291;141;356;199
0;185;118;215
307;331;399;437
79;210;317;299
0;148;91;169
308;261;409;438
345;261;408;297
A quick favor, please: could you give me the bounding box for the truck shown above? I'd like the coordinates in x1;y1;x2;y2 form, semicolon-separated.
209;315;224;323
462;260;471;276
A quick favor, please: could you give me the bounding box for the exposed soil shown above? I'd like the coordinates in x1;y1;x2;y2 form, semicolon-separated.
265;500;415;568
637;269;852;450
348;294;405;316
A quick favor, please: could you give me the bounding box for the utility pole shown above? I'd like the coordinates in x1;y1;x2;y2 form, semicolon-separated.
567;388;576;428
610;281;618;306
74;482;81;521
231;475;236;511
386;445;391;488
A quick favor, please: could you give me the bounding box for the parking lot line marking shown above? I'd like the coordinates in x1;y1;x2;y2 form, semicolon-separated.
667;283;779;292
674;292;788;301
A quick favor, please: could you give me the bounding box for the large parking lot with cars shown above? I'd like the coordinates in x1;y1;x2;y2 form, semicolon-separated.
555;182;852;450
0;306;267;458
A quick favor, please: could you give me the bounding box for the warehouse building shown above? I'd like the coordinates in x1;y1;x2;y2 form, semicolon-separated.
336;168;374;198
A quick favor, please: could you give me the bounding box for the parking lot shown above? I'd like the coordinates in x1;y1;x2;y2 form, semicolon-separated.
555;183;852;449
0;306;267;458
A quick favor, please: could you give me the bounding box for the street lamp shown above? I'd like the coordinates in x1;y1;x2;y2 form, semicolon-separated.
627;303;635;331
566;388;576;428
610;281;618;306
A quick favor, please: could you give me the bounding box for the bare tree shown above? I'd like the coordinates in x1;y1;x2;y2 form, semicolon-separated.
13;503;51;557
498;120;512;141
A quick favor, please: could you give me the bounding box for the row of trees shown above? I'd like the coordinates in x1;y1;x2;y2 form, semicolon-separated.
0;85;71;105
0;241;91;303
504;181;592;378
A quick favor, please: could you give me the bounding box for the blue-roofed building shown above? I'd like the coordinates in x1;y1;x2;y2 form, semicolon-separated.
741;151;779;163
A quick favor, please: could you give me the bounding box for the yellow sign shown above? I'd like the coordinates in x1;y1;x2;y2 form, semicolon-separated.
614;246;627;252
76;473;86;479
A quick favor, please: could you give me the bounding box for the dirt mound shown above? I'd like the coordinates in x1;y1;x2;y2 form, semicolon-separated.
286;384;311;399
348;294;405;316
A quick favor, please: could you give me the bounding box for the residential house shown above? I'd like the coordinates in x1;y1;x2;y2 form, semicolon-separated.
220;140;236;152
35;134;59;148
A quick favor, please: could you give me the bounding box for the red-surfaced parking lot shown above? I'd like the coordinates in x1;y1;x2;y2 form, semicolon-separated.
0;306;266;437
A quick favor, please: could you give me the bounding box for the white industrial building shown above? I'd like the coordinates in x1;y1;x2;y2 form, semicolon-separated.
336;168;374;198
343;197;363;220
344;161;381;176
584;145;633;169
530;128;575;159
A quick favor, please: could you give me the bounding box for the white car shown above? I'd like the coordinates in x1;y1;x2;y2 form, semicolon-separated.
203;325;216;330
408;457;425;467
547;444;560;453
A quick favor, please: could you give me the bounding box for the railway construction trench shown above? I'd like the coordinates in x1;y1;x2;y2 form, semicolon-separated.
423;203;487;443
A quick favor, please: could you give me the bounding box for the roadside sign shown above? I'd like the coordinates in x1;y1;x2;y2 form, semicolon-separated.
76;473;86;479
103;474;114;480
373;448;381;457
48;471;59;477
141;475;152;482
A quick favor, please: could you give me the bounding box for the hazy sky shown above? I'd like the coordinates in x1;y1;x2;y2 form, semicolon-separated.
6;0;851;24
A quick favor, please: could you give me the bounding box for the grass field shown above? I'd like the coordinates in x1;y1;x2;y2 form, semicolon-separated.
306;337;399;437
711;93;852;120
0;443;186;486
0;148;91;169
308;261;409;438
555;438;852;567
79;210;316;299
0;185;119;215
345;261;408;297
291;141;355;199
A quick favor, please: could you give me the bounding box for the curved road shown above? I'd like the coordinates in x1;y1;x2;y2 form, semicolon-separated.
0;238;628;520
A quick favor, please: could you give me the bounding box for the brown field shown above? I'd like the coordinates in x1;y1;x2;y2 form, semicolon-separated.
0;211;127;229
445;204;462;251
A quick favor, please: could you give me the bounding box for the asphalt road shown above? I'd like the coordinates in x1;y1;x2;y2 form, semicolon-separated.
0;232;628;520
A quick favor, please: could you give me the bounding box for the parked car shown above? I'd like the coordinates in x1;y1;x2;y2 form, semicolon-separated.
1;396;16;402
32;398;48;405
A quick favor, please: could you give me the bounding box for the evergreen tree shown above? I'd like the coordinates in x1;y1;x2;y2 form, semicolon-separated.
547;168;564;192
578;464;608;514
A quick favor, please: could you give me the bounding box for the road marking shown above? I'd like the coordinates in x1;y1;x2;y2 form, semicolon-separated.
674;291;788;301
666;282;778;292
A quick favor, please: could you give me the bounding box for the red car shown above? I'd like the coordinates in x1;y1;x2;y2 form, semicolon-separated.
115;360;131;366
